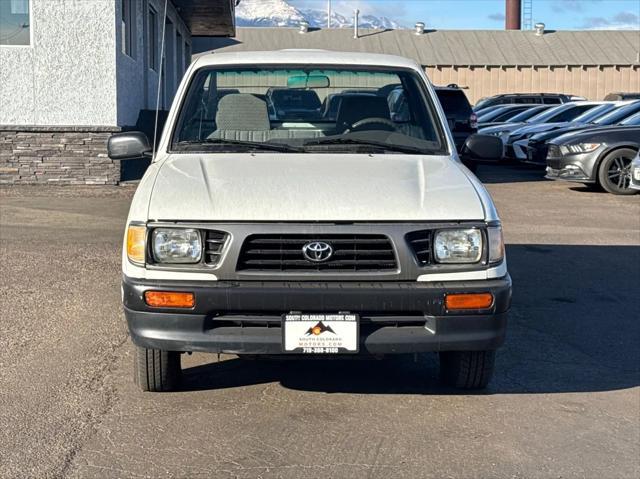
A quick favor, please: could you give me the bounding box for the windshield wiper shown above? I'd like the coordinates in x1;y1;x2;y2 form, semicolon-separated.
175;138;303;153
303;137;429;154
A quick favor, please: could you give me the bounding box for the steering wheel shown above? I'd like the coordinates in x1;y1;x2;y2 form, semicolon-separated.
344;117;397;133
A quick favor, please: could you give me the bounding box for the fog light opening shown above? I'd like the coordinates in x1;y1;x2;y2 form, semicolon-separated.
445;293;494;311
144;291;195;308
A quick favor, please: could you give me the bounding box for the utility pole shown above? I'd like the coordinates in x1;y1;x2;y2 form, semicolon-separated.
327;0;331;29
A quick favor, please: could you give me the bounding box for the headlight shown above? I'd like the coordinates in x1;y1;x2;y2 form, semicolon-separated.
126;225;146;265
560;143;601;155
152;228;202;264
434;229;482;264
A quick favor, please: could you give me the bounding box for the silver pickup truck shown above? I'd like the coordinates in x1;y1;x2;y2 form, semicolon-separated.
108;50;511;392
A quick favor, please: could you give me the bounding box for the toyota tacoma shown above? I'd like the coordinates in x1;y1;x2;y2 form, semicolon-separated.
108;50;511;392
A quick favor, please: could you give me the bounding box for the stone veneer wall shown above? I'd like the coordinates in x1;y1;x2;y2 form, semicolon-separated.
0;126;121;185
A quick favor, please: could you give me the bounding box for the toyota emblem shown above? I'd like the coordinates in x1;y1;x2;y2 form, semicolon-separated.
302;241;333;262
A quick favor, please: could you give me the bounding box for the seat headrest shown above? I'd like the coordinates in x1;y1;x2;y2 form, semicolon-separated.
335;94;391;133
216;94;270;131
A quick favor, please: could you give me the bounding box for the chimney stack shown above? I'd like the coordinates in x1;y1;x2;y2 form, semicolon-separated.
505;0;521;30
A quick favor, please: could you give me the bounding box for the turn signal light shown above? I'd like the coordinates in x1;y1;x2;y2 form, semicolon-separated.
446;293;494;310
144;291;195;308
127;225;146;264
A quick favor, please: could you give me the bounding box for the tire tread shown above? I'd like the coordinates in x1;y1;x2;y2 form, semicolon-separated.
439;350;495;389
134;346;180;392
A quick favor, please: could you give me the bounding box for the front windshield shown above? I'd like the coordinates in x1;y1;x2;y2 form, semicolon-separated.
172;66;446;154
513;106;551;122
592;102;640;125
571;103;615;123
620;112;640;126
526;104;568;123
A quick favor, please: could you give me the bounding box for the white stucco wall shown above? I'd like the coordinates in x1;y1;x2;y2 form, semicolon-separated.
0;0;118;126
116;0;191;127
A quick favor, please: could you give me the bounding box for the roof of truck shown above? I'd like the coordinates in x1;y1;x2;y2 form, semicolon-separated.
192;49;423;70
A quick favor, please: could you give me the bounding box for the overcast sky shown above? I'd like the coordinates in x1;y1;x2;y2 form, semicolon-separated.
290;0;640;30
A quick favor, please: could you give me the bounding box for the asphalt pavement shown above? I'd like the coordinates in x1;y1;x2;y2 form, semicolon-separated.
0;165;638;478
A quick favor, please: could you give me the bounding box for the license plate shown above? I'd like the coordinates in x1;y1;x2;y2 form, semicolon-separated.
282;313;359;354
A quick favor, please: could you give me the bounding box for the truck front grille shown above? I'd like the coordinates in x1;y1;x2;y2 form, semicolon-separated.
204;230;228;266
237;234;397;272
406;230;432;265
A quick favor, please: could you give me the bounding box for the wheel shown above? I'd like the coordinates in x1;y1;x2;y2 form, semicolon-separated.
439;350;496;389
134;346;181;392
597;148;638;195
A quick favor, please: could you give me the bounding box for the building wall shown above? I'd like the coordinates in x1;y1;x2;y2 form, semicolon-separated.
0;0;118;127
115;0;192;127
426;65;640;105
0;126;121;185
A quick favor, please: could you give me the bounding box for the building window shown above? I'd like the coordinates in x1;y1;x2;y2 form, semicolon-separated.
121;0;135;58
0;0;31;46
148;5;157;70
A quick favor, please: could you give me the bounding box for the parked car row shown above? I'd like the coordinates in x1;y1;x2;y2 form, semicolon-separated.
473;96;640;195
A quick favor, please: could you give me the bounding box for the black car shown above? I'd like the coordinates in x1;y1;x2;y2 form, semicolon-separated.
474;93;584;111
434;86;477;151
546;122;640;195
477;104;539;125
525;101;640;165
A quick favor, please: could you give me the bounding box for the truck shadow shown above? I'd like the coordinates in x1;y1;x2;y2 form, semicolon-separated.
180;244;640;395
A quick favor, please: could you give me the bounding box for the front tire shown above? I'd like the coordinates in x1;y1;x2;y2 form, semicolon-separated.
597;148;638;195
439;350;496;389
134;346;181;392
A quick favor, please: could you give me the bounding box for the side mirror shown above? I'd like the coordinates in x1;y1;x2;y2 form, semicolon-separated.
107;132;152;160
460;134;503;162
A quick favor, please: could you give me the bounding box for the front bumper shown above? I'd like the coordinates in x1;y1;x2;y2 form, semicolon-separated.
123;275;512;355
545;151;599;183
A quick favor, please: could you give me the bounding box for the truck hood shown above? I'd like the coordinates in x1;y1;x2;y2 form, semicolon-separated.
147;153;485;221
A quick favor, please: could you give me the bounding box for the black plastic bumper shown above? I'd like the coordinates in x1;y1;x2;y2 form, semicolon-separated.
123;275;512;355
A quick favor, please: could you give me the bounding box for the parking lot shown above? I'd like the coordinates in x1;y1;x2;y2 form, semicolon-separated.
0;165;639;479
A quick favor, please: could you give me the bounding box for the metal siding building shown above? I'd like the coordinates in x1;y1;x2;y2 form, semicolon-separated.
195;27;640;104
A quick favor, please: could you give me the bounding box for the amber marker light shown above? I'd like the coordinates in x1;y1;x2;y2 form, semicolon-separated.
126;225;146;264
144;291;195;308
445;293;494;311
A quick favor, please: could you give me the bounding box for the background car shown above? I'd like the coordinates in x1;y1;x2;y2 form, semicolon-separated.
476;104;540;125
478;105;553;129
481;102;607;159
473;93;585;111
523;101;640;165
604;92;640;101
546;124;640;195
503;101;612;160
434;86;477;151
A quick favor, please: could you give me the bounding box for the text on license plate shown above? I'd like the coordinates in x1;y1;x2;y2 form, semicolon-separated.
283;313;359;354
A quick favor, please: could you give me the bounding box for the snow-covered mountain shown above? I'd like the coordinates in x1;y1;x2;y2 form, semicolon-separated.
236;0;403;29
